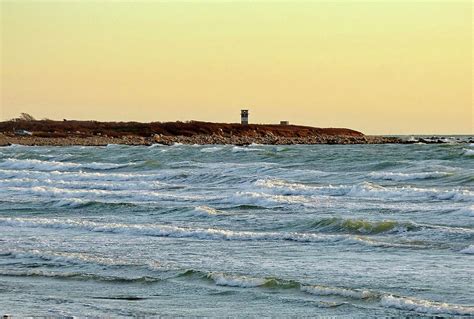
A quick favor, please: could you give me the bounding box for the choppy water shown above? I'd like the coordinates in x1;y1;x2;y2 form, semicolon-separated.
0;142;473;317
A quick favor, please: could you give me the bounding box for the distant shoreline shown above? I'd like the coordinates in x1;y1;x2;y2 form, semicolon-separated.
0;134;403;147
0;119;405;146
1;119;469;146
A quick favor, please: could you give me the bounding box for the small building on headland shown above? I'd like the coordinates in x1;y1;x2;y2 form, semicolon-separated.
280;121;289;125
241;110;249;125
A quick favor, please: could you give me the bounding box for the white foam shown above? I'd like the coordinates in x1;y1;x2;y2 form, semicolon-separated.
0;217;348;243
347;182;473;202
51;198;92;208
254;179;347;197
192;206;223;216
200;147;223;153
0;158;128;171
1;249;135;267
0;168;169;183
148;143;164;148
2;143;27;148
208;272;266;288
381;295;474;315
0;176;167;192
230;191;312;207
462;148;474;156
0;217;423;249
254;179;473;202
1;185;212;204
301;285;373;299
232;146;261;152
460;245;474;254
369;171;450;181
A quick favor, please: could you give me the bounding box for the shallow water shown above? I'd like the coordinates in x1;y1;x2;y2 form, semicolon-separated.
0;142;473;317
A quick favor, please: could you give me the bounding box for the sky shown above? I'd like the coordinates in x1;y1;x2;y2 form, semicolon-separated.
0;1;472;134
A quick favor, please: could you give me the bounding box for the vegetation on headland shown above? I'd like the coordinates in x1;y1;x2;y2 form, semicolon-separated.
0;116;401;146
1;117;364;137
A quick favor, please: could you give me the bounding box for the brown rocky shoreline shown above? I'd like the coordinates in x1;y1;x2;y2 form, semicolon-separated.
0;133;401;146
0;119;402;146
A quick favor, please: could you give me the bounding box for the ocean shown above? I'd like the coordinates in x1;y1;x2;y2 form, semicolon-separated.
0;141;473;317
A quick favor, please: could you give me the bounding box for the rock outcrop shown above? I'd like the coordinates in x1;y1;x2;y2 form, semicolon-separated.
0;120;403;146
0;132;400;146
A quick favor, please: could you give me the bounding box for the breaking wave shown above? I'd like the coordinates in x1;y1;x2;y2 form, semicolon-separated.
0;269;160;284
254;179;474;202
0;249;138;267
191;206;225;217
200;146;224;153
1;143;472;316
307;217;420;235
0;217;345;243
0;177;168;192
462;148;474;156
180;269;373;299
0;158;129;171
0;217;426;249
459;245;474;254
369;171;451;181
182;269;474;315
381;295;474;316
300;285;373;299
1;185;212;204
208;272;268;288
0;168;174;183
182;268;474;316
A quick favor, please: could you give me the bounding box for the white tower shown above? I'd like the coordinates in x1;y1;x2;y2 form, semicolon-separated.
241;109;249;125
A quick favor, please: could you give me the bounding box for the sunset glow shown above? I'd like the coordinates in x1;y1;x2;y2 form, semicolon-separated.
1;1;472;134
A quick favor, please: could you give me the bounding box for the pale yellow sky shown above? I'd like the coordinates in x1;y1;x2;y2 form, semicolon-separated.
1;1;472;134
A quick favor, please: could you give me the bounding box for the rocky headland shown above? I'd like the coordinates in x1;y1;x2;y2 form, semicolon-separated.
0;120;402;146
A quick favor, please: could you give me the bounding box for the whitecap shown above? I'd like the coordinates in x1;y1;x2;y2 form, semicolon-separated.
347;182;473;202
232;146;261;152
0;217;430;249
208;272;266;288
301;285;373;299
0;217;342;242
0;185;213;204
191;206;224;216
230;191;313;207
254;179;348;197
254;179;474;202
148;143;164;148
463;148;474;156
1;249;135;267
369;171;450;181
0;176;167;192
200;146;223;153
381;295;474;316
459;245;474;254
0;158;128;171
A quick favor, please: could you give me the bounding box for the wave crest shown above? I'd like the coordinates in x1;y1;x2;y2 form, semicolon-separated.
309;217;419;235
381;295;474;316
369;171;451;181
0;158;128;171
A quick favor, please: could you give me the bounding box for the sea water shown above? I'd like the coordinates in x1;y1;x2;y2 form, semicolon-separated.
0;141;472;317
